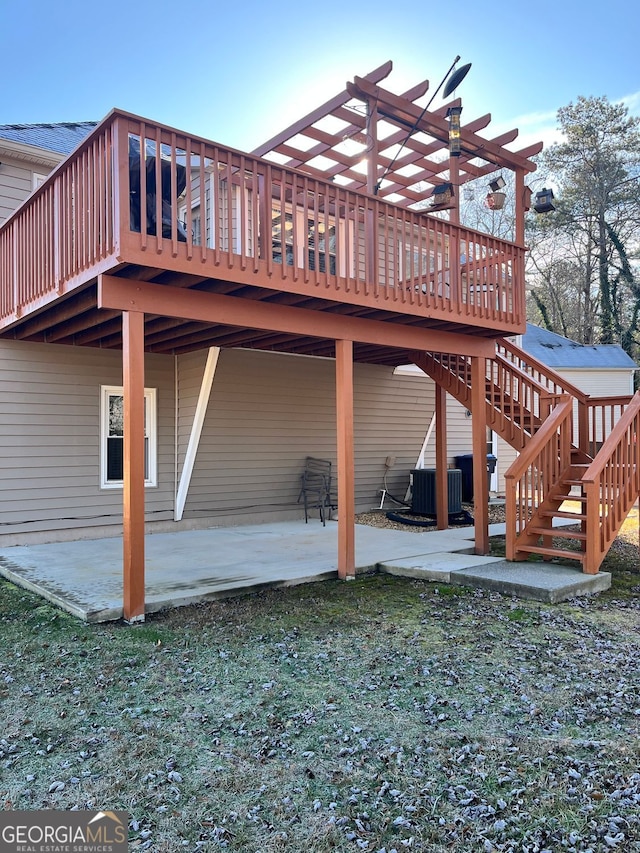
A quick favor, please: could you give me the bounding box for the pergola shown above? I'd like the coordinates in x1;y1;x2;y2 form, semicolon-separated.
254;60;542;213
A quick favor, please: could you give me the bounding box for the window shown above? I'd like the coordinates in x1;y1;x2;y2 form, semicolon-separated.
271;208;336;274
32;173;47;191
100;386;157;488
178;200;203;246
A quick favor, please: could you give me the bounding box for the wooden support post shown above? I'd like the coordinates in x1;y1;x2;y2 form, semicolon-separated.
435;382;448;529
122;310;146;623
336;339;355;580
514;168;527;326
471;355;489;555
366;97;379;196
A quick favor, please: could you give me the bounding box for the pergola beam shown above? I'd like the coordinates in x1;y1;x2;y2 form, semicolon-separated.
350;76;538;173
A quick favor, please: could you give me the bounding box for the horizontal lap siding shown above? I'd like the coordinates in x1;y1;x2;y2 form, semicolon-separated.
179;349;336;521
354;364;433;502
0;340;175;538
179;350;435;520
557;369;634;397
0;159;39;223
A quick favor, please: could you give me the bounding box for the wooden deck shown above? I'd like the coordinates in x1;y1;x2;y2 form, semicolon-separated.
0;74;570;622
0;111;526;361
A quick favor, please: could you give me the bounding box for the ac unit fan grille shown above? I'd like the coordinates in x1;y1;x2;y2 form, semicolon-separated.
411;468;463;515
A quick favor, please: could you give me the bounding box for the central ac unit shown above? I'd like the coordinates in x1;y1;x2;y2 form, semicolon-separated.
411;468;463;515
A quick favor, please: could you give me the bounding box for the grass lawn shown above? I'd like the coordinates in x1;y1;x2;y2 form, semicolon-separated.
1;518;639;852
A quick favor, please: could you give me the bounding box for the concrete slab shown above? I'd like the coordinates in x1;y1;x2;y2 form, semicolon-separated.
0;521;478;622
380;552;505;582
453;560;611;603
0;519;611;620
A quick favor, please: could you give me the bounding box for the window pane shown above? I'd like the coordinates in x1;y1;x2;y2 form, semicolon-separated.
109;395;124;437
107;436;124;481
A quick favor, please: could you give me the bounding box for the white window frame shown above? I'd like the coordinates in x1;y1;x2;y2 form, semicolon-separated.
32;172;47;191
178;197;203;247
100;386;157;489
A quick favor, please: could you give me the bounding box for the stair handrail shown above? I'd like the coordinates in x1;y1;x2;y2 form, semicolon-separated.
504;395;574;559
419;350;572;449
581;391;640;574
504;395;574;483
498;339;590;453
497;339;589;402
492;353;567;409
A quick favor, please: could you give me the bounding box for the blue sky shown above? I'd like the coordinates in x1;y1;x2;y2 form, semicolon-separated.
3;0;639;154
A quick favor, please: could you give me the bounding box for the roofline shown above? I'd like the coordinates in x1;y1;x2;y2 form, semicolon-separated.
550;365;639;372
0;138;63;169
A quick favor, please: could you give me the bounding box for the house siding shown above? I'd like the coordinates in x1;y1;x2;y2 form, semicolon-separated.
0;342;436;541
178;349;434;522
0;340;176;540
4;339;630;542
555;369;634;398
0;157;43;224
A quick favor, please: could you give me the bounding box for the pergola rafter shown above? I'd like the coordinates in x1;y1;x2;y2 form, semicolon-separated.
253;60;542;210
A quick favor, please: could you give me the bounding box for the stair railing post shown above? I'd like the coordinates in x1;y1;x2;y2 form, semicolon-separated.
504;474;517;561
577;398;590;456
583;478;598;575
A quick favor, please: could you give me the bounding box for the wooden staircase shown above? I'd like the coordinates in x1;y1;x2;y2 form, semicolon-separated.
414;341;640;574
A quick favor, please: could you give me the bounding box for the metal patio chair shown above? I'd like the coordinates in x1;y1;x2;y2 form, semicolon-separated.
298;456;335;525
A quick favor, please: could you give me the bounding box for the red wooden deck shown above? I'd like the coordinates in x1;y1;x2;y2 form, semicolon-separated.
0;63;556;621
0;110;532;361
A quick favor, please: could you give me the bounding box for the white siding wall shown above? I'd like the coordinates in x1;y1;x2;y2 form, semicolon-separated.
556;368;634;397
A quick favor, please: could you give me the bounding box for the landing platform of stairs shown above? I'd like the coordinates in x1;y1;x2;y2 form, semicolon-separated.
379;556;610;603
379;516;611;603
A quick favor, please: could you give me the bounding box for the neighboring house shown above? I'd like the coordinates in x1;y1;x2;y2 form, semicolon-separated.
0;122;96;223
518;323;637;397
1;63;638;621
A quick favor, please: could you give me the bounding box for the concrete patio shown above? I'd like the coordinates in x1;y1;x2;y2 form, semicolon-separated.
0;517;610;622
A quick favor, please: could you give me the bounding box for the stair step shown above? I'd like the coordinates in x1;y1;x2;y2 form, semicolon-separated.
517;545;585;563
550;494;587;504
540;510;587;521
528;526;587;541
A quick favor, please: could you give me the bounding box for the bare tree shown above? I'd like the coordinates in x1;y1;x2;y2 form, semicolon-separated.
527;96;640;362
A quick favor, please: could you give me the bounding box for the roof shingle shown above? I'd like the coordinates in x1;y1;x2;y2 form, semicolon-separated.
522;323;638;369
0;121;97;156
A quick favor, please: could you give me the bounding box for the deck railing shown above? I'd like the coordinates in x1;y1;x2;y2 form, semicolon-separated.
504;395;574;558
582;391;640;574
0;122;115;321
0;110;526;332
